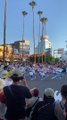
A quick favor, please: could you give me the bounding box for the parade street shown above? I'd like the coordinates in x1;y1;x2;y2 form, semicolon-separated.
27;73;67;96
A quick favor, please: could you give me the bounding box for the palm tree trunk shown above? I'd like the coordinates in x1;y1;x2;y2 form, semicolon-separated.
3;0;8;65
22;16;25;62
38;15;41;63
42;22;44;64
42;22;43;39
32;8;36;63
22;16;24;40
42;54;43;64
45;23;46;35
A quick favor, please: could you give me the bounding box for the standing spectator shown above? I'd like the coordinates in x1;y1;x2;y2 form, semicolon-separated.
0;69;32;120
31;88;58;120
0;79;6;120
61;85;67;120
26;88;42;118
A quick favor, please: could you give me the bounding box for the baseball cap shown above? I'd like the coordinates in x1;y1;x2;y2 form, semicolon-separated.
11;69;22;77
44;88;54;98
10;69;24;81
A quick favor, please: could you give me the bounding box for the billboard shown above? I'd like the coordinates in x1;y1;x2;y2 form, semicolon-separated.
58;48;64;54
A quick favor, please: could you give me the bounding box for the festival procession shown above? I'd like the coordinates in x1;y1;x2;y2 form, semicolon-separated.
0;0;67;120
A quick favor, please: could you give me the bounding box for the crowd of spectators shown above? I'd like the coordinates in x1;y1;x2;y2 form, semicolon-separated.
0;62;67;120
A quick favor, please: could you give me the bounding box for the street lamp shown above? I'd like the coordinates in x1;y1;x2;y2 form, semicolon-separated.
3;0;8;65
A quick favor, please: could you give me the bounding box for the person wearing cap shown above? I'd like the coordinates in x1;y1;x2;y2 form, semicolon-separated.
0;69;32;120
31;88;58;120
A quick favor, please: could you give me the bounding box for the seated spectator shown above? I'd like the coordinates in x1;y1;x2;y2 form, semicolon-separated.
61;85;67;120
31;88;58;120
0;69;32;120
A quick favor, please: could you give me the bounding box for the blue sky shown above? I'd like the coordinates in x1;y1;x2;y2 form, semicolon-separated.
0;0;67;54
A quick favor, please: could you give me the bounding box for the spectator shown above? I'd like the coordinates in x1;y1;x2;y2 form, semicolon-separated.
61;85;67;120
26;88;42;118
54;98;65;120
0;69;32;120
29;88;42;106
31;88;58;120
0;79;6;120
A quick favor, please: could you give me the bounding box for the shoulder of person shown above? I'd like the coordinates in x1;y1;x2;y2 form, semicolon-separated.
55;101;65;120
21;86;30;91
39;97;43;101
26;97;40;108
34;101;45;109
55;100;64;110
3;86;8;92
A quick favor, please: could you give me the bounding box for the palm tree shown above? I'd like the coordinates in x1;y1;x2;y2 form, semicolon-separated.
37;11;43;63
3;0;8;65
40;17;48;64
22;11;28;40
29;1;36;63
40;17;48;39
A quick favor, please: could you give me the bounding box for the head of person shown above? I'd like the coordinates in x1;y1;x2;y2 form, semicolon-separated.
61;85;67;104
10;69;24;83
43;88;54;102
30;88;39;97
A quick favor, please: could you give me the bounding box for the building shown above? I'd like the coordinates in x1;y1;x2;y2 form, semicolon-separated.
0;46;3;59
53;48;64;58
0;44;13;61
36;35;52;54
61;51;67;61
0;40;30;61
14;40;30;61
13;40;30;54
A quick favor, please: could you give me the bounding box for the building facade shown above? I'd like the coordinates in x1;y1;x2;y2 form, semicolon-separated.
13;40;30;61
0;40;30;61
36;35;52;54
13;40;30;54
0;44;13;61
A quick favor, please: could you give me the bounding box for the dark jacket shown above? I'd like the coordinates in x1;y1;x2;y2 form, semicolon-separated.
31;97;58;120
